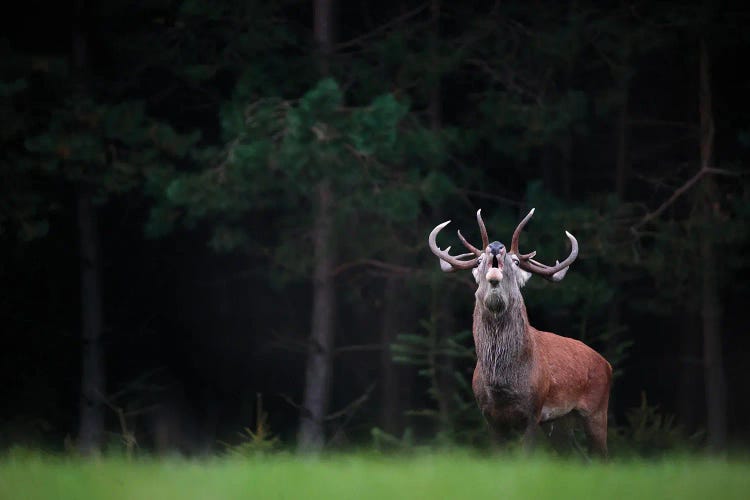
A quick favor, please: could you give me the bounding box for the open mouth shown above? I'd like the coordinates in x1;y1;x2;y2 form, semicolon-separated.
485;242;505;285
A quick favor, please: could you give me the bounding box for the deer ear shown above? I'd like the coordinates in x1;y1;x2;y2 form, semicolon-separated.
516;268;532;288
439;259;454;272
471;254;484;283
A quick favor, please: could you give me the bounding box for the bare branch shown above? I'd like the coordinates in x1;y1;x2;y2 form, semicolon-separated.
627;118;698;130
704;167;748;176
630;166;709;234
105;368;166;401
324;383;376;421
280;383;375;429
458;188;523;207
334;344;383;355
628;48;744;236
331;259;418;277
96;390;140;458
122;404;161;418
334;3;429;51
278;393;311;418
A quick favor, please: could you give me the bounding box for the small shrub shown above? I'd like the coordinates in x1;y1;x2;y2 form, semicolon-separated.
221;393;280;457
612;391;703;456
371;427;416;452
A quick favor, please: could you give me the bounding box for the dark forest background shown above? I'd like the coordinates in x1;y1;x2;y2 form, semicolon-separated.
1;0;749;456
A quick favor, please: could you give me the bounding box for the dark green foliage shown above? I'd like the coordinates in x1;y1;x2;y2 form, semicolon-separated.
1;0;749;456
1;49;199;242
24;97;197;199
612;393;703;456
0;74;52;240
392;319;485;446
149;77;443;260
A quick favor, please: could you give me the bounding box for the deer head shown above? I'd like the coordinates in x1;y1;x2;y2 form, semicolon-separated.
428;209;579;315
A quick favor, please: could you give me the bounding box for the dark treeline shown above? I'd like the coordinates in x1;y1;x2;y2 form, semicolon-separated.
1;0;749;456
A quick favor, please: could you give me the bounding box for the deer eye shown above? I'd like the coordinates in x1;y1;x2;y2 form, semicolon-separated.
511;256;519;266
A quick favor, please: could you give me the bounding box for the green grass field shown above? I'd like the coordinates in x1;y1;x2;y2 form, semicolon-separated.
1;452;748;500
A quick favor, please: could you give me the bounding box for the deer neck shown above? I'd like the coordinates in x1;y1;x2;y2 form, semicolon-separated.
473;295;531;386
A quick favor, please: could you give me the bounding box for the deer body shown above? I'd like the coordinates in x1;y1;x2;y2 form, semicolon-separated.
429;209;612;456
473;311;611;453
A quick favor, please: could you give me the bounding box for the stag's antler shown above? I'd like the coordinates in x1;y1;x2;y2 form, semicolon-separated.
429;209;489;271
509;208;578;282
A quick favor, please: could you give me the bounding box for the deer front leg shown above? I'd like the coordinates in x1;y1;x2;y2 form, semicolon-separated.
521;422;538;454
474;368;516;450
474;372;509;449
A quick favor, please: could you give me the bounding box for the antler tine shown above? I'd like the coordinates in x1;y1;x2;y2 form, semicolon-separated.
457;230;482;256
438;247;479;272
509;208;578;280
428;221;480;271
528;259;568;282
518;230;579;279
455;209;490;256
510;207;535;257
476;209;489;250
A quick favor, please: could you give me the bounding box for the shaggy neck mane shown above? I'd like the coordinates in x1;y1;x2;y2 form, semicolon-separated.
474;295;531;386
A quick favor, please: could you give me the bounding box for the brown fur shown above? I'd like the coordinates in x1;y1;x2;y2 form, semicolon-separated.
471;286;612;456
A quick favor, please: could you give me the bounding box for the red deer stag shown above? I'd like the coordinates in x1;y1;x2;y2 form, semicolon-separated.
428;209;612;457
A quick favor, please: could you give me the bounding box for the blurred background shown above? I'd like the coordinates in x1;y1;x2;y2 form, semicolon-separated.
1;0;749;456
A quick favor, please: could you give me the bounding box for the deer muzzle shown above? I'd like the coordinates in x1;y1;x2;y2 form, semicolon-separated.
486;266;503;286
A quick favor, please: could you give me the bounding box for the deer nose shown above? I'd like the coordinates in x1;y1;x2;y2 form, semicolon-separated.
489;241;505;256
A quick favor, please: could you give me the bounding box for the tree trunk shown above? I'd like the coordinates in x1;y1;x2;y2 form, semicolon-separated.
313;0;334;75
72;0;105;456
698;39;727;451
678;305;702;432
76;188;105;454
298;179;336;453
296;0;337;454
700;182;726;451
